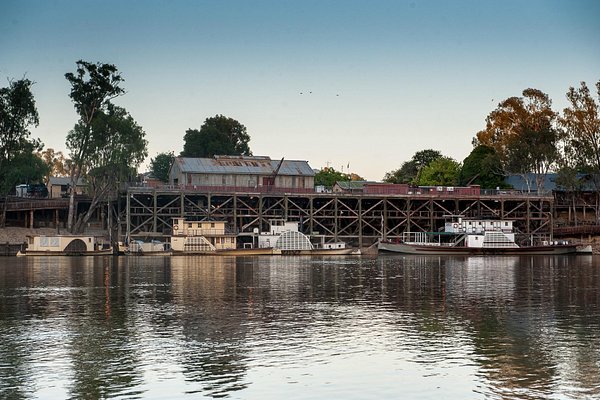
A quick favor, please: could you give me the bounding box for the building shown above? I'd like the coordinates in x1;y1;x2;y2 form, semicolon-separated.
47;177;86;198
168;155;315;192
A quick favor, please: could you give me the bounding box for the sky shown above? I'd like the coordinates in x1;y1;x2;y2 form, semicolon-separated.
2;0;599;180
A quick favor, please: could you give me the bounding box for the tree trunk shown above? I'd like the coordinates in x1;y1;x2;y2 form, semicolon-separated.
67;168;81;232
0;198;7;228
72;190;106;233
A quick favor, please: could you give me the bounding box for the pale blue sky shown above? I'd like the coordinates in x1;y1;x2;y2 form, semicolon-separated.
2;0;599;180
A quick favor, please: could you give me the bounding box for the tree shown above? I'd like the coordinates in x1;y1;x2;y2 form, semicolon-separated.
181;114;252;157
150;151;175;183
37;148;69;183
65;60;125;231
417;156;460;186
459;145;506;188
559;80;600;189
383;149;442;184
67;104;147;233
314;167;351;187
476;89;559;194
0;78;43;226
3;151;49;193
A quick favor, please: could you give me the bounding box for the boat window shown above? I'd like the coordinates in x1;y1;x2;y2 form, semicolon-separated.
211;223;215;228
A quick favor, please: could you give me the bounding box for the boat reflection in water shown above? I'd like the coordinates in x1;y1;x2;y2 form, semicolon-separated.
0;254;599;399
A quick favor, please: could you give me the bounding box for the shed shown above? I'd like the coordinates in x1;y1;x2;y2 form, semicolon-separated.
168;155;315;191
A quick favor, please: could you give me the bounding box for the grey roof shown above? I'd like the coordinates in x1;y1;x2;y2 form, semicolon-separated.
505;173;598;192
174;156;315;176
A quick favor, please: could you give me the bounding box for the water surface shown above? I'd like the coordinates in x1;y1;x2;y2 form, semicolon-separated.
1;254;599;399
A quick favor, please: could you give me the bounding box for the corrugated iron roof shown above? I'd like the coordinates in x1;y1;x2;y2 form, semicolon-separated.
175;156;315;176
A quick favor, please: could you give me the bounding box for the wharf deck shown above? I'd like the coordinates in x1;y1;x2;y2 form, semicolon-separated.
123;187;554;247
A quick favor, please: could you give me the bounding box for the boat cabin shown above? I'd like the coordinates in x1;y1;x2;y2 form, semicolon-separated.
444;216;514;234
25;235;107;253
170;218;236;252
258;219;313;250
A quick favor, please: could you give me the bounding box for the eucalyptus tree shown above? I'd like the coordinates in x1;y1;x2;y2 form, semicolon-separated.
559;80;600;189
64;60;125;231
67;104;147;233
476;89;559;194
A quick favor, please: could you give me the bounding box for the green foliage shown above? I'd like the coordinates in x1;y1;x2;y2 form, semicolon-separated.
383;149;442;183
559;80;600;188
65;60;124;126
459;145;506;188
314;168;351;187
69;104;147;232
65;60;147;232
476;89;559;193
150;151;175;182
1;150;49;195
0;78;41;171
554;166;584;191
0;78;44;225
383;160;417;183
417;157;460;186
181;114;252;157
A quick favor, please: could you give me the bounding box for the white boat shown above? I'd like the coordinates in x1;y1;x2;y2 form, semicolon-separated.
124;240;171;255
257;219;360;255
170;218;238;254
17;235;113;256
378;216;581;255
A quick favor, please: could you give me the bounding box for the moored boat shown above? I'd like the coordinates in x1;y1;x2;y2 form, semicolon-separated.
378;216;581;256
17;235;113;256
123;239;171;255
170;218;239;255
257;219;361;255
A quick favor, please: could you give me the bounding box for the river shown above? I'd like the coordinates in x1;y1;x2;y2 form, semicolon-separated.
1;254;599;399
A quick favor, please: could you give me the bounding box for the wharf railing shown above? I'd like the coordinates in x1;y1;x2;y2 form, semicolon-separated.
126;184;552;198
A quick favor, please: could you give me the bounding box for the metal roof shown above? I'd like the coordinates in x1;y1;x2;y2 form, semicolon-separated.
175;156;315;176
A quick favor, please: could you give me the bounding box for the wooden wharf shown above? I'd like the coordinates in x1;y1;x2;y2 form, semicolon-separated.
123;187;555;247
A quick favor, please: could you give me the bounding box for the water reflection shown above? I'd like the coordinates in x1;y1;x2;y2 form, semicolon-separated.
0;255;599;399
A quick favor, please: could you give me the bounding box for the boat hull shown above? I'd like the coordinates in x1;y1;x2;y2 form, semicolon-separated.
378;241;579;255
171;247;275;256
280;248;360;255
16;249;114;257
